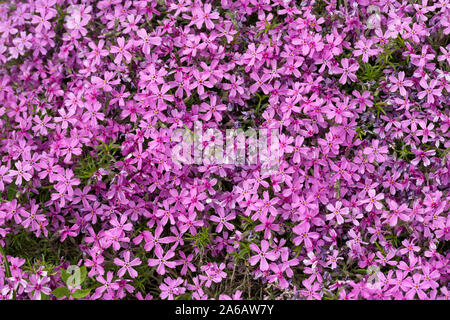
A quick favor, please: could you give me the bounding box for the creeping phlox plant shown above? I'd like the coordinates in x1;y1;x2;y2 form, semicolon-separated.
0;0;449;300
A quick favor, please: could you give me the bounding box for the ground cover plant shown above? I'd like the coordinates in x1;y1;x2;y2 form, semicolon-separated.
0;0;449;300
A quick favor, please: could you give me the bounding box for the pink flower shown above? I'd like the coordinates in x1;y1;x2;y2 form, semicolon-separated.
389;71;413;96
92;272;119;300
0;165;13;191
254;214;280;239
398;239;420;259
159;277;185;300
255;191;279;217
91;71;120;92
411;148;435;166
360;189;384;211
193;3;219;30
334;58;359;84
242;43;265;72
148;246;176;275
363;140;389;163
249;240;277;271
54;169;80;197
354;37;379;62
404;274;428;300
65;5;91;37
26;273;51;300
326;250;343;269
200;95;226;122
31;10;53;33
61;138;82;163
222;74;245;98
326;201;349;225
300;277;322;300
209;207;235;233
416;121;436;144
54;107;77;129
292;222;320;249
438;46;450;64
384;199;410;227
114;251;142;278
418;78;442;104
8;161;32;185
87;40;109;65
110;37;133;64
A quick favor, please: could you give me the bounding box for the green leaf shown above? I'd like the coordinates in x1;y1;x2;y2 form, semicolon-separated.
72;288;91;299
175;292;192;300
334;179;341;199
51;286;70;299
374;241;385;255
293;245;303;258
7;182;17;201
41;293;50;300
60;269;70;284
79;266;87;284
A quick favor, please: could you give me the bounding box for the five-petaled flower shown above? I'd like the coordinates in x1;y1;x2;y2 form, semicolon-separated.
114;251;142;278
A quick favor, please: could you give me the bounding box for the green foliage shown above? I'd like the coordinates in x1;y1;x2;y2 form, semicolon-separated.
440;147;450;165
334;179;341;199
51;286;70;299
0;245;16;299
322;286;345;300
374;241;385;255
254;93;269;116
357;61;385;83
357;36;408;85
373;102;387;118
293;245;303;258
186;227;215;249
354;36;413;121
51;266;92;299
392;140;414;161
175;292;193;300
231;241;251;262
355;127;367;140
240;215;256;231
4;228;83;269
74;138;121;182
72;288;91;299
7;182;17;201
256;17;283;38
385;233;399;247
95;138;122;168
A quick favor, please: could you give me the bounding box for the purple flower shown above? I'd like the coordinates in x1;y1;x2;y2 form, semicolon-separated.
8;161;32;185
249;240;277;271
159;277;185;300
114;251;141;278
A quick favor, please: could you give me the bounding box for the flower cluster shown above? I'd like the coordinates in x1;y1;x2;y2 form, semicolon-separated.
0;0;449;300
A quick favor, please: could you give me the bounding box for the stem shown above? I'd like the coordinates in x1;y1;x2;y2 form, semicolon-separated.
0;245;16;300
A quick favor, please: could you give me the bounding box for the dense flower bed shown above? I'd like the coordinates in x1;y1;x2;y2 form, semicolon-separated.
0;0;449;300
